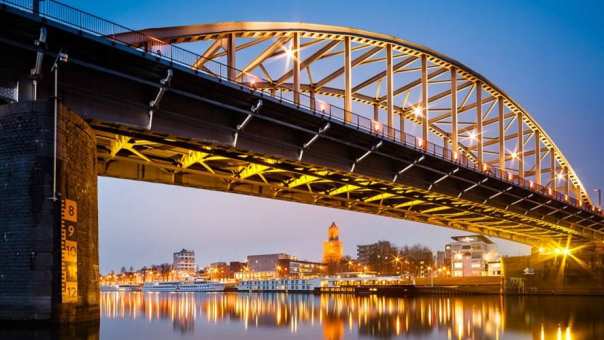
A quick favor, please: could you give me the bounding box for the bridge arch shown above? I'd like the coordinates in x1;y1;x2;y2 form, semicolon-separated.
116;22;593;208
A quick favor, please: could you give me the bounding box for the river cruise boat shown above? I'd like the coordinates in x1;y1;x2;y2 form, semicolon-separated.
142;280;226;292
237;278;321;292
100;284;119;292
101;284;142;292
118;284;141;292
142;281;180;292
178;280;225;292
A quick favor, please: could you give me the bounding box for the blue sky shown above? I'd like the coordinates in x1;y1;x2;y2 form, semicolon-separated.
59;0;604;272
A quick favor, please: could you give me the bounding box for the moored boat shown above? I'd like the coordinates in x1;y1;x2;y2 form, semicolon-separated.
178;280;225;292
142;281;180;292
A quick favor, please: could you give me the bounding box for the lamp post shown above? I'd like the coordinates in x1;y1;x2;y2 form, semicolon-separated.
394;257;401;275
594;188;602;209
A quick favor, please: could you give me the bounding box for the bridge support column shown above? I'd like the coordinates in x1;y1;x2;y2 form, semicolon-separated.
0;101;99;323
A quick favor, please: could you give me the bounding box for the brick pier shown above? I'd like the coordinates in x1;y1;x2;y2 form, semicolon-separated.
0;101;99;322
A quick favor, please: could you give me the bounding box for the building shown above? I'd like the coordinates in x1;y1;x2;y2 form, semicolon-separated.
356;241;399;274
436;251;446;268
228;261;246;275
241;253;325;279
357;241;397;264
207;262;228;280
447;235;499;277
244;253;293;279
277;258;325;278
444;244;452;265
173;249;196;274
323;222;344;274
248;253;293;272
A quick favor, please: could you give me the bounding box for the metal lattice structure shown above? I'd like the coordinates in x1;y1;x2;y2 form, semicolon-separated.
94;126;600;246
1;0;602;246
114;22;596;210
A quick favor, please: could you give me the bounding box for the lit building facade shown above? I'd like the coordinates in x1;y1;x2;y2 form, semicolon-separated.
245;253;292;279
436;251;446;268
173;249;196;274
448;235;499;277
323;222;344;274
207;262;228;280
356;241;399;273
357;241;397;264
242;253;325;279
277;258;326;278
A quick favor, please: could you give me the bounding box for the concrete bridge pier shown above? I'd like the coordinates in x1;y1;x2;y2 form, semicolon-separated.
0;101;99;323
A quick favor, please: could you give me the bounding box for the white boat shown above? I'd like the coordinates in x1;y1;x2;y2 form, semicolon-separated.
142;280;225;292
100;284;119;292
101;284;141;292
118;284;141;292
237;278;321;292
142;281;180;292
178;280;225;292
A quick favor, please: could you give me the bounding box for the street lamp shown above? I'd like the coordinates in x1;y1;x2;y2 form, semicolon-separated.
594;188;602;209
393;257;402;275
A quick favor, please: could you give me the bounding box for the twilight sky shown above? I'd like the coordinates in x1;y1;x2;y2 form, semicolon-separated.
60;0;604;273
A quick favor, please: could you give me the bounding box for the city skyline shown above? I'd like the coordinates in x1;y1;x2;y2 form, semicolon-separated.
101;189;510;274
74;0;604;273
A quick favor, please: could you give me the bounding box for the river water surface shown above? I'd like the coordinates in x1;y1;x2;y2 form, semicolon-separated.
95;292;603;340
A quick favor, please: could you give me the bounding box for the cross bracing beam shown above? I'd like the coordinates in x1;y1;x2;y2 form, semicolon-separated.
299;122;330;161
275;40;340;85
351;141;382;172
109;136;152;162
287;171;329;189
329;184;361;196
314;46;382;90
179;151;226;173
236;36;291;80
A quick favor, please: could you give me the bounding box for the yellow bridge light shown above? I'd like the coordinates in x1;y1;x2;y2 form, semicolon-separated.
318;101;328;112
552;247;571;256
413;106;422;117
556;172;565;181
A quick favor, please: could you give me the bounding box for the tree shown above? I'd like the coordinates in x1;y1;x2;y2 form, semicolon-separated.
159;263;172;281
399;244;434;277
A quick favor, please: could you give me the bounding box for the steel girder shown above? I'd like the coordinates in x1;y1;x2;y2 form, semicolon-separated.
94;128;602;247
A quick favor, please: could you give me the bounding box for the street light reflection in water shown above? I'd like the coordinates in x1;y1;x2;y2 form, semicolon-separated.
97;292;604;340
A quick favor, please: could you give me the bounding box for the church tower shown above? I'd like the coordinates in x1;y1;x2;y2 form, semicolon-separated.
323;222;343;273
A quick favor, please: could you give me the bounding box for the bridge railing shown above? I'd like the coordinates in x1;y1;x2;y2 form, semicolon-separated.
2;0;600;216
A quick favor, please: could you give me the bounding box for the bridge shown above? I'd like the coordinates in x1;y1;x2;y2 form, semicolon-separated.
0;0;602;323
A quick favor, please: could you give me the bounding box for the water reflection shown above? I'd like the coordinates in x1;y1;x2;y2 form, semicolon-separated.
98;292;604;339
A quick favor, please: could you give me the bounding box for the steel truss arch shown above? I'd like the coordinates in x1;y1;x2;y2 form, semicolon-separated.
116;21;595;208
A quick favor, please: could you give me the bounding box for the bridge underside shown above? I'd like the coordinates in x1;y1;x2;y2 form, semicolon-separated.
1;4;602;248
94;128;546;245
93;123;598;247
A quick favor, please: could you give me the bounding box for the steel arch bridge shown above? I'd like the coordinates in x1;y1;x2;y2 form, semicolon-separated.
1;2;603;248
117;22;590;206
110;22;603;243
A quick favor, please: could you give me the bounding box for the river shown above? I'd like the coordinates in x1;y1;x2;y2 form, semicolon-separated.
2;292;604;339
101;292;604;339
